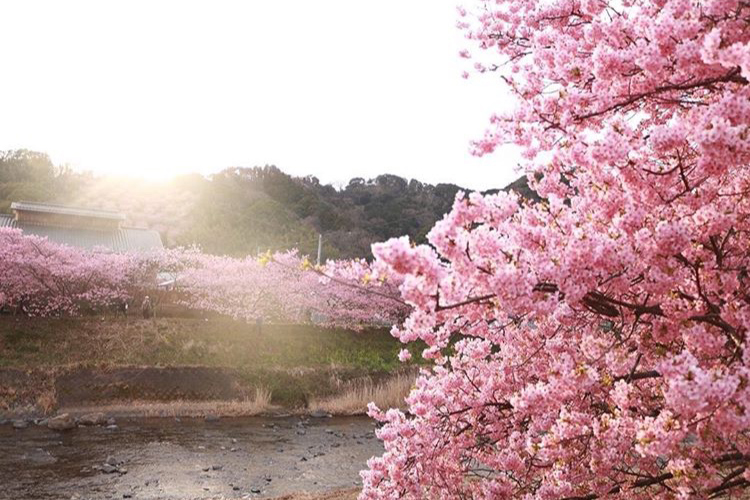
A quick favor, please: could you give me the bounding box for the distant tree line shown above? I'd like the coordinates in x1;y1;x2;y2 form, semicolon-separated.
0;150;536;259
177;165;537;259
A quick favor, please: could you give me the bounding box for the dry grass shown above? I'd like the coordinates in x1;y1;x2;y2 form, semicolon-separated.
60;387;274;418
0;404;39;418
206;490;359;500
308;372;414;415
267;489;359;500
35;387;57;414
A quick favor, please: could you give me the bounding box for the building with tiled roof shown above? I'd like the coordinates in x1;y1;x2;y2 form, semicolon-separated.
0;201;163;252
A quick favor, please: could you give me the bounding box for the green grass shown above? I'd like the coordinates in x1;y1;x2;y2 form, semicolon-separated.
0;316;424;373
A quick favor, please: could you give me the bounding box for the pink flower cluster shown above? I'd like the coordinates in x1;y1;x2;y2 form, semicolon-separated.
360;1;750;498
177;251;407;327
0;228;406;328
0;228;141;315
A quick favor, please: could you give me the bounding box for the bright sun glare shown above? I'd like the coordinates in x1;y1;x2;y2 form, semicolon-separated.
0;0;520;190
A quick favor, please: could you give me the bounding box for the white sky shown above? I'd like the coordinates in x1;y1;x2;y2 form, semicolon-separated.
0;0;521;191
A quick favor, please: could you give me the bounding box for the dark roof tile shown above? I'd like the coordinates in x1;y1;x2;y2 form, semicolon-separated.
0;214;162;252
10;201;126;220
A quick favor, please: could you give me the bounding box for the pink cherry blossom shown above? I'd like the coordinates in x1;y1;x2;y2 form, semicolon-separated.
0;228;406;328
360;1;750;498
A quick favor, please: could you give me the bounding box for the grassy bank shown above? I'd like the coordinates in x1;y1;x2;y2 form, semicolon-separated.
0;317;416;371
0;316;422;416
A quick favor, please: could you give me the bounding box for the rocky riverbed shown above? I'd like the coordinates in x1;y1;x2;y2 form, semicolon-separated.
0;415;382;500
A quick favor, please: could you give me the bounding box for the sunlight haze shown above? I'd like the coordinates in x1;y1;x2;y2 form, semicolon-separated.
0;0;520;190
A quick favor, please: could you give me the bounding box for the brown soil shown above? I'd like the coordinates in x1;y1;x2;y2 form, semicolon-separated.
0;316;421;417
271;490;358;500
0;364;413;418
56;366;246;405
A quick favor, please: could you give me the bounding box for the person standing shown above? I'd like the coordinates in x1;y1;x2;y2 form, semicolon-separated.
141;296;153;319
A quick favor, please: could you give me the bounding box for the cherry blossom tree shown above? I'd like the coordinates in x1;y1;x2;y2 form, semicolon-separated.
176;251;320;323
361;1;750;498
177;251;407;327
0;228;406;326
312;256;408;328
0;228;134;315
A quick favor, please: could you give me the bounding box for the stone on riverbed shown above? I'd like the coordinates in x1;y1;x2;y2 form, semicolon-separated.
97;460;127;475
78;412;107;426
4;414;383;498
47;413;76;431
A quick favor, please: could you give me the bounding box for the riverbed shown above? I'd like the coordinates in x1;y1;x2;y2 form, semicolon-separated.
0;416;382;500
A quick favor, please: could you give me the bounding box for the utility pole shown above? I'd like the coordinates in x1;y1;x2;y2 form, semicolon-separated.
316;233;322;266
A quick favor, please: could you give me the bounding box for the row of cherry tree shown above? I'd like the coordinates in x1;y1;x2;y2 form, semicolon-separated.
0;227;406;327
358;0;750;499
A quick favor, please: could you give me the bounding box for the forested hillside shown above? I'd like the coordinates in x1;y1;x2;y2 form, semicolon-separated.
0;150;536;259
179;166;474;258
0;150;89;213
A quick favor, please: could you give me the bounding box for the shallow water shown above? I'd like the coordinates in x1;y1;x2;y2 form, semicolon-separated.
0;416;382;500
